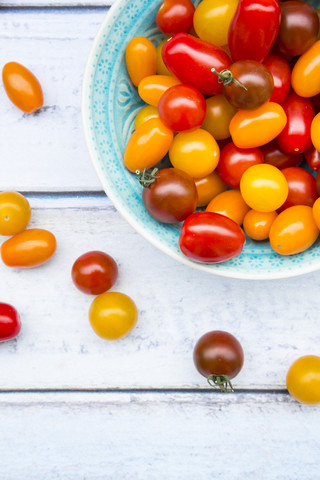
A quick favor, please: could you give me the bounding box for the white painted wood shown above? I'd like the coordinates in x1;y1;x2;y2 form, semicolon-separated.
0;391;319;480
2;1;114;5
0;195;319;390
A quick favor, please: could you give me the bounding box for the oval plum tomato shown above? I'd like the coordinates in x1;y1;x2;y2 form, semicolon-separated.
193;330;244;392
134;105;159;129
169;129;220;178
274;0;319;57
1;228;57;268
201;94;237;141
286;355;320;405
138;167;197;223
125;36;157;87
269;205;319;255
243;209;278;241
276;91;314;154
305;146;320;172
263;53;291;104
179;211;245;263
217;142;264;188
2;62;43;113
0;191;31;236
193;0;238;46
71;251;118;295
194;172;227;207
206;189;250;225
158;84;206;132
279;167;318;212
240;164;289;212
0;303;21;342
89;292;138;341
291;40;320;98
311;112;320;152
261;140;303;170
156;0;195;36
138;75;181;106
312;197;320;229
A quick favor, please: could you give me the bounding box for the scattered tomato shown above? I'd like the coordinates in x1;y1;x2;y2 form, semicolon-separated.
71;251;118;295
0;191;31;236
2;62;43;113
0;303;21;342
286;355;320;405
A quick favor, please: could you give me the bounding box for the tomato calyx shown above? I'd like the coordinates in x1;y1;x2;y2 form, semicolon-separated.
136;167;159;187
207;374;234;393
211;68;247;91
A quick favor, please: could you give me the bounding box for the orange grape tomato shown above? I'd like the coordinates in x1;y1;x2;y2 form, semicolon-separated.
2;62;43;113
193;0;239;46
201;94;237;140
312;197;320;229
125;36;157;87
206;189;250;225
134;105;159;129
138;75;181;106
194;171;227;207
124;117;174;172
311;112;320;152
229;102;287;148
269;205;319;255
89;292;138;341
1;228;57;268
156;39;172;76
286;355;320;405
169;129;220;178
0;191;31;236
243;209;277;241
291;40;320;98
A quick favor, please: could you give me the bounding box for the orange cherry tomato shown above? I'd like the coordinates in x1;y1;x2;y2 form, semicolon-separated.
1;228;57;268
243;209;278;241
291;40;320;98
124;118;173;172
2;62;43;113
286;355;320;405
201;94;237;141
206;189;250;225
0;191;31;236
312;196;320;229
134;105;159;129
194;171;227;207
269;205;319;255
229;102;287;148
125;36;157;87
138;75;181;106
311;112;320;152
156;39;172;76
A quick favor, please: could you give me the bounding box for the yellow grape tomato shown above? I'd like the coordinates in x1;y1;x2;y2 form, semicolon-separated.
134;105;159;129
193;0;239;46
125;36;157;87
138;75;181;106
156;39;172;76
0;191;31;236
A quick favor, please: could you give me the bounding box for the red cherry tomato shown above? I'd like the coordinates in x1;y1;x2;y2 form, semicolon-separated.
71;251;118;295
263;53;291;104
305;146;320;172
261;140;303;170
217;142;264;188
158;84;206;132
179;211;245;263
278;167;318;212
0;303;21;342
156;0;195;35
2;62;43;113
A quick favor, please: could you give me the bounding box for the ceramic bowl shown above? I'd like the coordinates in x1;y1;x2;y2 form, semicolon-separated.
82;0;320;280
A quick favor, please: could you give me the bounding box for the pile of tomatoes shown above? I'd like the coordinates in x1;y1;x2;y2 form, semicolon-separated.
124;0;320;264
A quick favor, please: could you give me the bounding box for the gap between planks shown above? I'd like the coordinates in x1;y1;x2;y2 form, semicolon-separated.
0;388;289;394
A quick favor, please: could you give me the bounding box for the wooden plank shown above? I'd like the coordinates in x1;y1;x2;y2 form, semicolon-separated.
0;195;319;390
0;391;319;479
2;1;114;6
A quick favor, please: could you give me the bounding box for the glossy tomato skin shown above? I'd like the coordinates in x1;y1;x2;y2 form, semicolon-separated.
201;94;237;141
158;84;206;132
0;303;21;342
138;75;181;106
194;172;227;207
193;331;244;379
228;0;281;62
0;191;31;236
311;112;320;152
162;33;231;95
276;91;314;154
261;140;303;169
156;0;195;36
286;355;320;405
206;189;250;225
291;40;320;98
71;251;118;295
1;228;57;268
125;37;157;87
243;209;278;241
279;167;318;211
305;146;320;172
193;0;238;47
2;62;43;113
142;168;198;223
263;53;291;104
179;211;245;263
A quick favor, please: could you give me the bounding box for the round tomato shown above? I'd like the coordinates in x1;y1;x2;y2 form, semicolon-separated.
193;0;238;46
2;62;43;113
261;140;303;170
125;36;157;87
0;191;31;236
243;209;278;241
156;0;195;36
312;197;320;229
286;355;320;405
89;292;138;341
279;167;318;211
206;189;250;225
194;171;227;207
0;303;21;342
201;94;237;141
71;251;118;295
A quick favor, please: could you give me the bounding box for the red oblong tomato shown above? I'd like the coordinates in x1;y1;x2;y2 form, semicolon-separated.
1;228;57;268
156;0;195;35
263;53;291;104
71;251;118;295
305;146;320;172
2;62;43;113
179;211;245;263
279;167;318;211
261;140;303;169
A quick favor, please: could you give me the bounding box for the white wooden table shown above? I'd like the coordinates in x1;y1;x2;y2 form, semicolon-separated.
1;2;320;478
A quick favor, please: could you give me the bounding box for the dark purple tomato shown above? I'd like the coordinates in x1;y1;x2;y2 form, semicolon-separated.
305;146;320;172
71;251;118;295
261;140;303;169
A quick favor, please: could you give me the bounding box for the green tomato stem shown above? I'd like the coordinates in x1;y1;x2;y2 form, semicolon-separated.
136;167;159;188
207;374;235;393
211;68;248;91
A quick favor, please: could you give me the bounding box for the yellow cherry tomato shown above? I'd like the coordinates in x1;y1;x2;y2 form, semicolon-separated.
240;164;288;212
286;356;320;405
0;191;31;236
138;75;181;106
201;94;237;140
169;129;220;178
206;189;250;225
193;0;239;46
156;39;171;76
292;40;320;98
89;292;138;341
134;105;159;129
229;102;287;148
124;117;173;172
312;196;320;229
243;209;278;241
125;36;157;87
269;205;319;255
311;112;320;152
194;171;227;207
